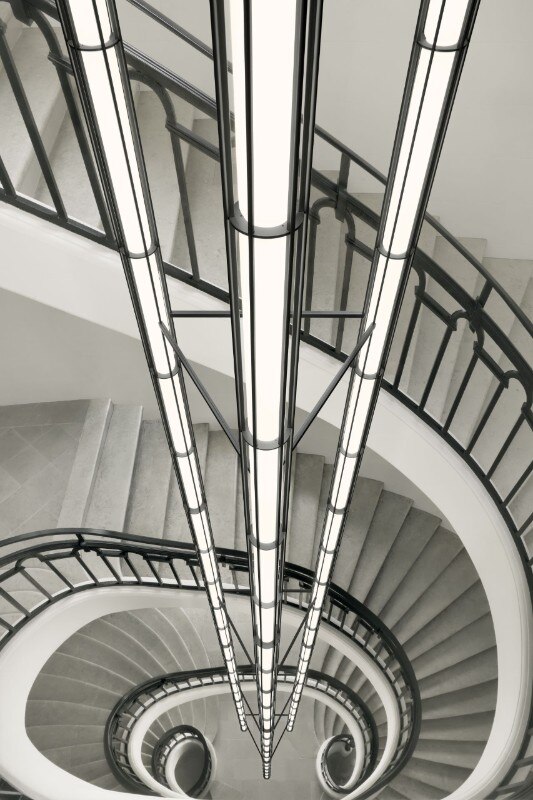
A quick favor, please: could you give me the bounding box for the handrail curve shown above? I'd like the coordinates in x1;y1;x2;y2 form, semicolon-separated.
0;527;418;796
104;664;378;796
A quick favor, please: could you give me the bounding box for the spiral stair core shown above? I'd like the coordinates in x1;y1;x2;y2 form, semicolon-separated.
0;402;512;800
0;2;531;799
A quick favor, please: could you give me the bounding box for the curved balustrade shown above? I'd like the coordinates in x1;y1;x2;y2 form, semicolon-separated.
105;664;377;795
320;734;358;796
0;0;531;795
0;528;415;795
151;726;212;797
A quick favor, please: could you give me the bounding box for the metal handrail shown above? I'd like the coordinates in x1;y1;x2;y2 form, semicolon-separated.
321;733;357;795
151;725;212;797
105;665;378;795
0;527;417;795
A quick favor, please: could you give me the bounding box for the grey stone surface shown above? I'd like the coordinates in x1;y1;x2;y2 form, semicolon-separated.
0;401;88;535
204;429;238;549
58;399;112;528
163;422;209;542
348;489;412;603
84;404;142;532
331;476;383;591
287;453;324;569
125;419;172;537
171;118;227;289
364;507;441;614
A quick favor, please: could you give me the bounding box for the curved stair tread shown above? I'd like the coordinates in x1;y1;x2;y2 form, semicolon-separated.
409;612;496;677
377;526;463;631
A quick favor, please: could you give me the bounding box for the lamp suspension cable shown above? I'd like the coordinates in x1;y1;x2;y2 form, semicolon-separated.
210;0;323;778
286;0;481;732
55;0;247;732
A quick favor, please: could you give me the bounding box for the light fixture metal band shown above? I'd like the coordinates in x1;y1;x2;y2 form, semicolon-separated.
248;531;285;550
66;35;120;52
230;203;304;239
242;429;290;451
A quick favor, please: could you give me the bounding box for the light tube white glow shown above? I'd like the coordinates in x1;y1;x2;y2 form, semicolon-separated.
79;49;153;256
59;0;247;733
287;0;475;733
381;51;455;257
423;0;471;46
229;0;300;773
230;0;297;227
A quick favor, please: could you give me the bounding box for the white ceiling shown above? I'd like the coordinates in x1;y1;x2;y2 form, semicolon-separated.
118;0;533;260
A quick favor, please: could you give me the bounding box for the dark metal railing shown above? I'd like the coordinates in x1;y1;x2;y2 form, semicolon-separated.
105;664;377;795
0;527;417;795
0;1;531;795
321;733;357;795
151;725;212;797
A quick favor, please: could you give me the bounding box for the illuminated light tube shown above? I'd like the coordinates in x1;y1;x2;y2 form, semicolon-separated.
220;0;324;777
286;0;480;732
56;0;247;732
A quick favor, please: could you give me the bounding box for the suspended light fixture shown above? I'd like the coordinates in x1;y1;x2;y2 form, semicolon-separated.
56;0;247;732
286;0;481;731
210;0;324;777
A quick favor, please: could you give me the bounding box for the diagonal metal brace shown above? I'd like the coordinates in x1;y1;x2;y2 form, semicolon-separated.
160;322;240;454
292;323;375;449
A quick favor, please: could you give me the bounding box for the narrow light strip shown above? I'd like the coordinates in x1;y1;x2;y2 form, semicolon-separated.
55;0;247;731
286;0;480;733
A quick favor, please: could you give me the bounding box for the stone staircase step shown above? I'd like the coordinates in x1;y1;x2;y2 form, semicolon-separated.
287;452;324;569
364;507;440;614
349;489;413;603
418;647;498;699
125;419;172;538
390;772;448;800
421;680;498;720
34;91;102;228
408;606;495;672
171;118;227;290
392;549;479;644
163;422;209;541
412;738;484;770
331;476;383;592
84;404;142;532
378;527;463;631
205;429;238;549
57;399;112;528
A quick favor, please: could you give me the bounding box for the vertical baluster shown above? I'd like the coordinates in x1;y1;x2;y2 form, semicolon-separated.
0;22;66;217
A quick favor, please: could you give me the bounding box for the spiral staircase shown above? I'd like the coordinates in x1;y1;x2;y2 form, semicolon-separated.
0;1;532;799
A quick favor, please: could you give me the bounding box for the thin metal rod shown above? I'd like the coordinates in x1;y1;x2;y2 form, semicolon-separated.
160;322;240;454
293;323;374;449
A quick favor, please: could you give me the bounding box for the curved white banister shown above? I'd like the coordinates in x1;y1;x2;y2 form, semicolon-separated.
0;586;399;800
